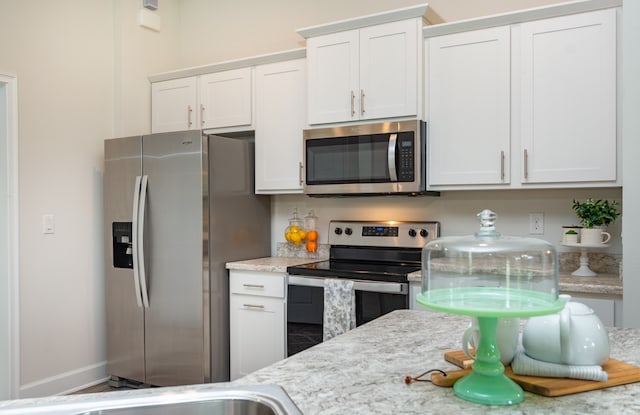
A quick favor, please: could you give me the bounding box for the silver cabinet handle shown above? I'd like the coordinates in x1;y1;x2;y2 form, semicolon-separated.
299;162;304;186
350;91;355;117
360;89;365;116
242;284;265;289
200;104;205;126
187;105;193;128
500;150;505;181
524;149;529;179
243;304;265;309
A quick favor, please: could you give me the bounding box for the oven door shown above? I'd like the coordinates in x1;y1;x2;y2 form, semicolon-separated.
303;121;425;195
286;276;408;357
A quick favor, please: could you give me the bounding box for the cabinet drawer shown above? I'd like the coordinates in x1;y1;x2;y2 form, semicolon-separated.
229;270;285;298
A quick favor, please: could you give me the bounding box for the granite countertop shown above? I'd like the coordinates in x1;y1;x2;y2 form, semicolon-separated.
226;257;324;273
408;271;622;297
3;310;638;414
233;309;640;414
227;256;622;297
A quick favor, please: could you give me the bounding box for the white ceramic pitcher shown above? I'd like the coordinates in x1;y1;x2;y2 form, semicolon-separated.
522;295;610;365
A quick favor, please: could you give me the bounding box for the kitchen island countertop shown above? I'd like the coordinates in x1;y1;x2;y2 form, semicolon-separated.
232;309;640;414
2;310;638;414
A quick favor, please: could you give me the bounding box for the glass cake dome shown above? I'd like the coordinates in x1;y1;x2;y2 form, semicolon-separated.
416;210;565;406
418;209;563;318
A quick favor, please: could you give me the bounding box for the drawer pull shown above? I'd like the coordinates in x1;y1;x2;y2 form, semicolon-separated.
243;304;265;309
243;284;265;289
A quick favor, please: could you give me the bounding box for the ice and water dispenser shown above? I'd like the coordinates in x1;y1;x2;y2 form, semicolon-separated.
112;222;133;268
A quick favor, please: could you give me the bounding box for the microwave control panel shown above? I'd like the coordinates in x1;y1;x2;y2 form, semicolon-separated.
397;134;415;182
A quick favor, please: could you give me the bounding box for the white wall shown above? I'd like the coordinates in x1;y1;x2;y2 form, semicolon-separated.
0;1;114;396
622;0;640;328
0;0;182;398
174;0;565;68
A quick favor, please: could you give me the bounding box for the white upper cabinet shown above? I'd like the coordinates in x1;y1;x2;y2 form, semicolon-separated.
199;67;253;131
305;18;421;124
254;59;307;194
427;26;511;186
151;68;252;134
425;5;620;190
151;77;198;133
518;9;617;184
306;30;359;124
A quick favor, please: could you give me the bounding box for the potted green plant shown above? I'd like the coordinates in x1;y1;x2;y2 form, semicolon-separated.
571;198;620;228
572;199;620;245
563;229;579;244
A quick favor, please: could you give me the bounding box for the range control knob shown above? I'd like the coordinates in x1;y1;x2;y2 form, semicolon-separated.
344;227;353;235
420;229;429;238
408;229;417;237
334;227;343;235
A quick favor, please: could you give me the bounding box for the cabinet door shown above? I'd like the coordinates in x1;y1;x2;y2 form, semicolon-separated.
199;67;253;130
427;26;511;186
229;294;285;380
519;9;617;184
255;59;306;194
151;77;198;133
307;30;359;124
359;19;419;120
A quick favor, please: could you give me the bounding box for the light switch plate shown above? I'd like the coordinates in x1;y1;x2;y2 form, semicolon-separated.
42;214;55;234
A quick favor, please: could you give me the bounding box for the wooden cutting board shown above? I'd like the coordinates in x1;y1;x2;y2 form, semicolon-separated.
444;350;640;397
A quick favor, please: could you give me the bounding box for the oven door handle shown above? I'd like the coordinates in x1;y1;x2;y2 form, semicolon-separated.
287;276;407;295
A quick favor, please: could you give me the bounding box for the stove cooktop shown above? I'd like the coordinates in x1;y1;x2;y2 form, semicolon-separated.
286;259;420;283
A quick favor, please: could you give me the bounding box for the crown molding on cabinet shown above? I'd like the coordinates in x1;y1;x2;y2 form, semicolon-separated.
423;0;622;38
148;48;306;83
296;3;443;39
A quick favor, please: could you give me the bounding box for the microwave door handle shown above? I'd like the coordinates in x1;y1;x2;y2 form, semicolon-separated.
388;133;398;182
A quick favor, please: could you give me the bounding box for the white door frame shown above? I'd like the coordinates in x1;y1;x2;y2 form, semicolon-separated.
0;73;20;399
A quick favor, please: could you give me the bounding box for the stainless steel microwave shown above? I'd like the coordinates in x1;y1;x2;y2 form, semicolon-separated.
303;120;437;196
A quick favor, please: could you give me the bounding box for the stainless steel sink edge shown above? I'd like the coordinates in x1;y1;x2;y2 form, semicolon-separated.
0;384;302;415
75;385;303;415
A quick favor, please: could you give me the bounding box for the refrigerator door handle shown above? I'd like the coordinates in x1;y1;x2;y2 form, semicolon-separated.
137;175;150;308
131;175;143;308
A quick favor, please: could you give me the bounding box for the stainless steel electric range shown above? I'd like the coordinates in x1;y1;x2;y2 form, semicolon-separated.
286;220;440;356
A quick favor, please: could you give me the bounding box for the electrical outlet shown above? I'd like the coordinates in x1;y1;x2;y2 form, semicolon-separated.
529;213;544;234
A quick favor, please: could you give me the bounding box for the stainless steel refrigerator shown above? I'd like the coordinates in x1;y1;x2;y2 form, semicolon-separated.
104;130;270;386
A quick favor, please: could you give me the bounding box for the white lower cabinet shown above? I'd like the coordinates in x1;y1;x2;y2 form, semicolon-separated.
229;270;286;380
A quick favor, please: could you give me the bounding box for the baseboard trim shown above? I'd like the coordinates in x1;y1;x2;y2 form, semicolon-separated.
20;361;108;398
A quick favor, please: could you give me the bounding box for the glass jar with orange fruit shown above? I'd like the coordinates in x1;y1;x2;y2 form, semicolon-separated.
304;210;319;253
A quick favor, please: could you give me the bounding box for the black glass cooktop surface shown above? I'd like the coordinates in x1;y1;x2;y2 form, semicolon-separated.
287;259;420;283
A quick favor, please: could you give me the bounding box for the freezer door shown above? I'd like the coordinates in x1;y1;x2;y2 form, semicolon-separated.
104;136;145;383
142;130;208;386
